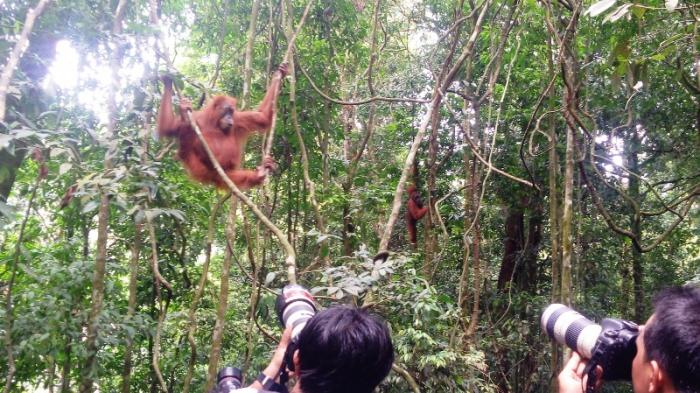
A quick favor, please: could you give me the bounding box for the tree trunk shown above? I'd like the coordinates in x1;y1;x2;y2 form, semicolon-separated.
559;9;580;307
378;0;492;251
79;2;127;391
547;33;562;393
183;195;224;393
339;0;380;259
342;203;354;256
620;248;633;316
242;0;262;108
458;146;474;324
341;103;355;256
0;5;56;202
0;0;52;122
148;326;156;393
242;215;261;379
0;147;27;203
466;158;482;339
628;121;644;321
522;201;543;292
424;108;443;278
560;119;575;306
147;216;168;393
80;191;110;393
121;224;142;393
285;50;326;268
3;174;41;393
205;199;237;392
60;335;72;393
497;206;524;291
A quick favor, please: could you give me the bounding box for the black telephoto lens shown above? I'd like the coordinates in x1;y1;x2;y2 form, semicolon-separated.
215;366;243;393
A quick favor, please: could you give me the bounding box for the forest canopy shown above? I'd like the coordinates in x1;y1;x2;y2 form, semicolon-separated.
0;0;698;392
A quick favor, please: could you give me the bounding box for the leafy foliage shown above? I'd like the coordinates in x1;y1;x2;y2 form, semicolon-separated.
0;0;698;392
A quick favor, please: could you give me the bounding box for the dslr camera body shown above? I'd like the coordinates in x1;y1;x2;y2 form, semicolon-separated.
541;304;639;393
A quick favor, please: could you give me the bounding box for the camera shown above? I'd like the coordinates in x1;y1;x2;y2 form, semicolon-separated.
275;284;317;374
275;284;317;341
212;285;316;393
541;304;639;392
211;366;243;393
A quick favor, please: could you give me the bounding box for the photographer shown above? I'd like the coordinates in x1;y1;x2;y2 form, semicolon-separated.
558;286;700;393
233;305;394;393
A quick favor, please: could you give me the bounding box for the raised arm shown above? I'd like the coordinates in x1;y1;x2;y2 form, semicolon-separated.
157;76;188;137
409;197;428;220
234;63;288;134
408;191;428;220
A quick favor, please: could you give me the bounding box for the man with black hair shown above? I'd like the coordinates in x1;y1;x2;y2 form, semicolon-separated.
240;306;394;393
559;286;700;393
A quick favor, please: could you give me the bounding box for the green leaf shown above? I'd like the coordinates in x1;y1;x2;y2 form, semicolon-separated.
82;200;99;214
12;129;37;140
59;163;72;175
584;0;617;17
650;53;667;62
0;134;12;149
603;4;631;23
134;210;145;224
0;201;16;217
665;0;678;11
630;5;646;19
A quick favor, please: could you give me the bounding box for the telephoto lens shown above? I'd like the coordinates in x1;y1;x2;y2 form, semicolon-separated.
541;304;639;383
541;304;602;358
214;366;243;393
275;284;317;340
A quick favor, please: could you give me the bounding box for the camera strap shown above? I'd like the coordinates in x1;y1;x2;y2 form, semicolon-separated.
582;360;599;393
274;365;289;393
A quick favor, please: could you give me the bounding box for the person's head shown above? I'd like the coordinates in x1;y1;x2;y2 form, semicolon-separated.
292;305;394;393
632;286;700;393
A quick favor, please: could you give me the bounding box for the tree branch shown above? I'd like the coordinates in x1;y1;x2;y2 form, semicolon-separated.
0;0;52;122
186;111;298;283
579;161;699;253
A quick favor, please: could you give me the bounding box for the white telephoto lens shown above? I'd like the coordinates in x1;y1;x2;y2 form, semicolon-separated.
542;304;601;358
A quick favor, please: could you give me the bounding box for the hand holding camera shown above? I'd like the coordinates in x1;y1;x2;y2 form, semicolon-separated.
275;284;317;375
541;304;639;393
213;284;317;393
558;352;604;393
